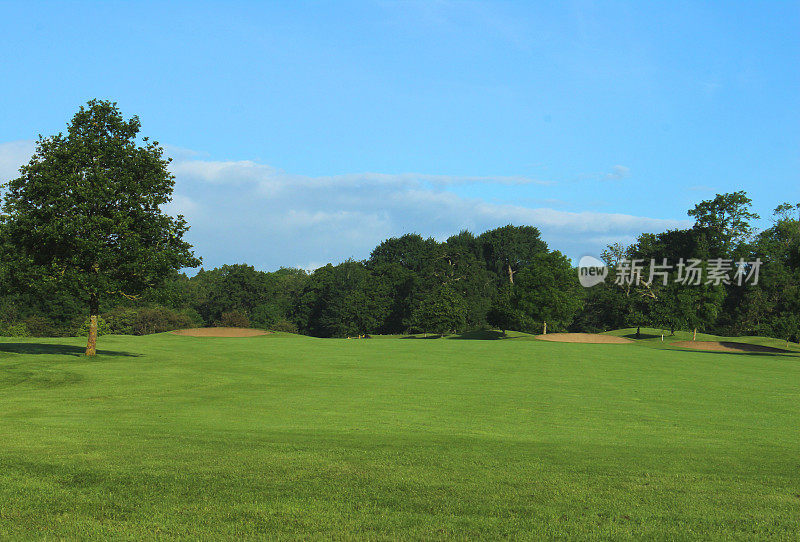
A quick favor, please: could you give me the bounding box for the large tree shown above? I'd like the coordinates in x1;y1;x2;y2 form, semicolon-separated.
688;191;760;255
479;225;548;284
514;251;583;333
410;283;467;336
300;260;390;338
1;100;200;355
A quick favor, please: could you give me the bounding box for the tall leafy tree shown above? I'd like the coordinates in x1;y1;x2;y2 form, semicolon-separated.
514;251;583;333
734;202;800;341
688;191;760;255
487;282;520;335
479;225;548;284
410;283;467;336
302;260;390;337
0;100;200;354
443;230;493;329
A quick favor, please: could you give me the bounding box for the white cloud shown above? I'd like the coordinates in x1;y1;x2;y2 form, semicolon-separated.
166;155;689;269
603;165;630;181
0;140;35;182
165;194;201;217
170;159;554;190
0;140;689;269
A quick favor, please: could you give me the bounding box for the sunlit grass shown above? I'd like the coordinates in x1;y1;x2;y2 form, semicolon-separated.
0;332;798;539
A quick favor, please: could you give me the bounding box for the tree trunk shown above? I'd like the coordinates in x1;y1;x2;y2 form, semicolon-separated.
543;321;547;335
85;294;99;356
636;326;641;339
507;264;514;284
693;327;697;341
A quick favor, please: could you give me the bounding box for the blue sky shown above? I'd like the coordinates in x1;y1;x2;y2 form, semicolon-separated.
1;1;798;270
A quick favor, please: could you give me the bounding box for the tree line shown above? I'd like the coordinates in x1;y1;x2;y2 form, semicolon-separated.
3;194;799;342
1;101;798;348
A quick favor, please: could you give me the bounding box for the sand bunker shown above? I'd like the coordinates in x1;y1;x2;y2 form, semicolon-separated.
171;327;270;338
672;341;793;354
535;333;632;344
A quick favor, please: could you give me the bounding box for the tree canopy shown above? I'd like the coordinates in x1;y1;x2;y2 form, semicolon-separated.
1;100;200;354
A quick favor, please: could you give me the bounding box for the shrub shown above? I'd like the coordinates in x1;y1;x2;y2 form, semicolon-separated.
179;307;204;328
219;310;250;328
0;321;29;337
78;316;109;336
250;303;282;329
271;319;298;333
22;316;57;337
103;307;139;335
134;307;196;335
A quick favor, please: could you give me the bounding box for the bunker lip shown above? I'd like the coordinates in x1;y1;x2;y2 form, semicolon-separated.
171;327;270;338
672;340;795;353
535;333;632;344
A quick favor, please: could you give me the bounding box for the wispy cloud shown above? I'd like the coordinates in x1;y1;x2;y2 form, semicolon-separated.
0;139;690;269
168;154;688;269
603;165;630;181
169;160;554;189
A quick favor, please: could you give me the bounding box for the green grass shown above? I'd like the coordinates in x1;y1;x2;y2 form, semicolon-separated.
0;332;798;540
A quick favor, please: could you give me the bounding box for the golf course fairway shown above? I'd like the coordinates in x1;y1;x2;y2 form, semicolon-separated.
0;331;798;539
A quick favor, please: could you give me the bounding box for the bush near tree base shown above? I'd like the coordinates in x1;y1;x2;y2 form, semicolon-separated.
218;310;250;328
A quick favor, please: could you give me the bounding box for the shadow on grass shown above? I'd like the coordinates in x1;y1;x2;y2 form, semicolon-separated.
621;333;665;340
0;343;140;357
451;330;508;340
664;345;798;358
401;330;509;340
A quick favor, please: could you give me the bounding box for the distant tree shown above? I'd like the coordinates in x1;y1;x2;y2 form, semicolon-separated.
628;229;726;336
487;282;520;335
514;251;583;332
369;261;416;333
688;191;760;255
733;203;800;341
0;100;200;355
479;225;548;284
411;284;467;336
305;260;390;337
191;264;272;324
219;310;250;328
368;234;439;273
443;230;493;329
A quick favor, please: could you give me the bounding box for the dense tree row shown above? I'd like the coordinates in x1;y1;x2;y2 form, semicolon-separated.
4;102;796;354
578;193;800;342
2;190;798;342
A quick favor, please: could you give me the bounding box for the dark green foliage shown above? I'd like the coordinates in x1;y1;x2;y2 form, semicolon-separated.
0;100;200;351
301;260;391;337
2;100;200;301
20;315;58;337
0;163;796;342
219;310;250;328
102;305;199;335
514;251;584;332
410;284;467;335
688;190;759;255
487;283;520;334
479;225;548;284
270;319;299;333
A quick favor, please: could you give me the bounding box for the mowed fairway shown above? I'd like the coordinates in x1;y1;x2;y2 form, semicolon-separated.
0;333;798;539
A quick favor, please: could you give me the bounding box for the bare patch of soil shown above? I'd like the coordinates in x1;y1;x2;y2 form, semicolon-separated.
672;341;793;353
535;333;632;344
171;327;270;338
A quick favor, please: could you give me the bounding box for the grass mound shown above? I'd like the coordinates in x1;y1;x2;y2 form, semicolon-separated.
535;332;632;344
171;327;270;337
